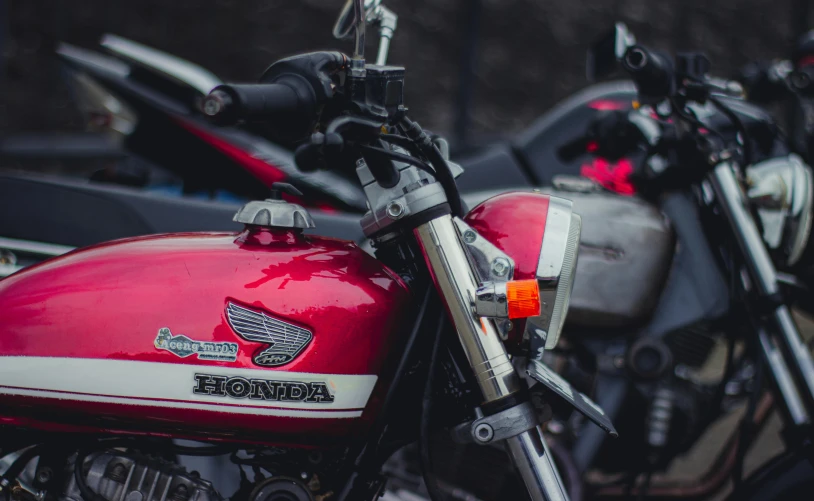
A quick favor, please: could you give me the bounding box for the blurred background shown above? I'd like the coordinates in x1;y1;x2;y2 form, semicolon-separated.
2;0;813;146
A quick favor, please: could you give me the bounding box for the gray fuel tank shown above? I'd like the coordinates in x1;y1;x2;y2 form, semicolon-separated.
464;187;675;328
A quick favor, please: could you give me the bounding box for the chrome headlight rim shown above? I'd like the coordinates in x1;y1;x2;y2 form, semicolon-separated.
525;197;581;354
787;155;814;267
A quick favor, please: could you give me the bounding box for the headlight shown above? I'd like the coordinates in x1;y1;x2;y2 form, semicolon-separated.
463;192;582;355
527;197;581;352
747;154;814;268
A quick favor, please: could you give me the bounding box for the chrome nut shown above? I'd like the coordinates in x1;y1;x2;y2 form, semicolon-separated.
474;423;494;443
490;257;510;277
386;201;405;219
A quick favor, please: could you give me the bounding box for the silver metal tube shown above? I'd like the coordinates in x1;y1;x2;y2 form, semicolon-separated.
0;236;74;257
375;36;390;66
414;215;521;402
710;162;814;415
373;7;396;66
505;427;570;501
757;328;810;425
709;162;778;295
415;214;569;501
352;0;366;60
774;306;814;405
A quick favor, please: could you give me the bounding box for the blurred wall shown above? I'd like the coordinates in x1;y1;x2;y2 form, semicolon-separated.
1;0;812;143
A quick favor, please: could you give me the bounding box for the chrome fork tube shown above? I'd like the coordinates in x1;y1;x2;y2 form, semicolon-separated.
414;215;521;401
506;428;569;501
710;162;814;421
414;215;569;501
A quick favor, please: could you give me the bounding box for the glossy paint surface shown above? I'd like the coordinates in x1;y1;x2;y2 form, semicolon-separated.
465;192;550;349
465;192;550;280
0;228;411;445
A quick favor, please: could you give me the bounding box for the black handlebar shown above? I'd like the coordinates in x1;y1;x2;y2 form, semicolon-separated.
203;77;315;126
621;45;674;101
200;51;346;141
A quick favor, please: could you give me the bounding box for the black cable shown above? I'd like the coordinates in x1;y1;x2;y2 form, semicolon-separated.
379;133;428;160
419;316;447;501
335;289;434;501
399;117;464;217
364;287;433;465
677;251;740;455
709;96;753;167
358;144;437;179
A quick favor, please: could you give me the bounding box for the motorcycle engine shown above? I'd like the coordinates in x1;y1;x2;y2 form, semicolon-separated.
66;451;222;501
4;448;318;501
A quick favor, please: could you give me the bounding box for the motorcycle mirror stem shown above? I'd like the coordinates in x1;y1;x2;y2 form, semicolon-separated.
371;5;397;66
351;0;366;62
333;0;397;66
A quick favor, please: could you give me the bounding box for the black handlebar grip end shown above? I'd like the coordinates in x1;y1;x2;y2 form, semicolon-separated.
203;83;303;126
622;45;673;101
202;89;237;125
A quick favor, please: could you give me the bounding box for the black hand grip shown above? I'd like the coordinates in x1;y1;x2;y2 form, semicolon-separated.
622;45;674;101
202;78;314;126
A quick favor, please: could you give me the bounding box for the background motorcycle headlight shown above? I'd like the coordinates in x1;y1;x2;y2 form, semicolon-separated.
747;154;814;268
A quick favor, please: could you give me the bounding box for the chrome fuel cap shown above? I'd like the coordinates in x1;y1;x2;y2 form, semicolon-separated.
233;182;316;229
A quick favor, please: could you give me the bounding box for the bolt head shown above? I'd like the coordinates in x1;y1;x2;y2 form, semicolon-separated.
386;201;405;219
491;257;510;277
474;423;494;442
463;230;477;244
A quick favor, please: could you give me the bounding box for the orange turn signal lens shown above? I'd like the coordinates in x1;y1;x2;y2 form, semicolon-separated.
506;279;541;319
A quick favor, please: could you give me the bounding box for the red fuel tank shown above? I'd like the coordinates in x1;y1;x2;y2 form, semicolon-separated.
0;228;412;446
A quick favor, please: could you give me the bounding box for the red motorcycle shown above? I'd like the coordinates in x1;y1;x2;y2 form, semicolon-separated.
0;2;613;500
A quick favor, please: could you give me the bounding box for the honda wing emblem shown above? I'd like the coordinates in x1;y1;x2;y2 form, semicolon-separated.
226;302;312;367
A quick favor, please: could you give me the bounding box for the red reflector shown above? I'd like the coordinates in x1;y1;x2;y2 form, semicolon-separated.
588;99;627;111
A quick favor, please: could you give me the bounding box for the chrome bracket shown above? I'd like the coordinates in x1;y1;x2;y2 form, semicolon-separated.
452;401;539;445
452;218;516;284
452;218;515;338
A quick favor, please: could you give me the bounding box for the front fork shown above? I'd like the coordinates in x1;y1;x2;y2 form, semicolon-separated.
414;215;569;501
709;162;814;426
